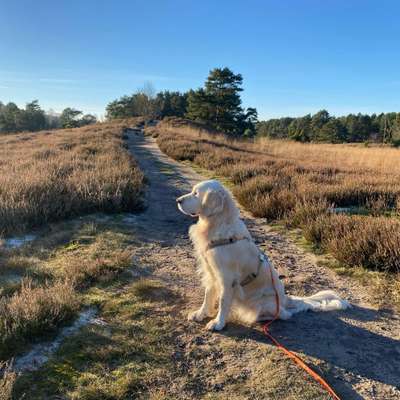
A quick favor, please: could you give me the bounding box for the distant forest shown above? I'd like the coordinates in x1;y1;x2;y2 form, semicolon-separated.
106;67;258;136
0;100;97;134
257;110;400;144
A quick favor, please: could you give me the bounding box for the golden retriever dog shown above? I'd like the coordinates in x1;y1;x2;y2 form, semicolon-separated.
176;179;349;331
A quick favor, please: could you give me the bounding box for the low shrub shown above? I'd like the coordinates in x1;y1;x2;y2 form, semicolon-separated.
0;279;79;359
300;212;400;272
0;362;16;400
325;215;400;272
63;250;132;289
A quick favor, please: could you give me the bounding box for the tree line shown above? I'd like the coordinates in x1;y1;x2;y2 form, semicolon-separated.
0;100;97;134
106;90;188;121
106;67;258;136
257;110;400;144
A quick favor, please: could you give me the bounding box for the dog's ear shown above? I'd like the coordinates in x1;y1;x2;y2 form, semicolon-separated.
202;189;225;217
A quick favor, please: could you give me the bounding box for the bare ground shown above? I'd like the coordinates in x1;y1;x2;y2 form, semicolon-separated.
125;130;400;400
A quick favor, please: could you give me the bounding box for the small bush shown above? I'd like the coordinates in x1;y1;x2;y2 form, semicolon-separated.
63;250;132;289
300;212;400;272
286;199;330;228
0;279;79;359
234;176;275;205
227;163;271;184
326;216;400;272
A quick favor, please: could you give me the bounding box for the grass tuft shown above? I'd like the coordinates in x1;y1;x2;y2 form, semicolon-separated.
0;362;16;400
0;278;79;359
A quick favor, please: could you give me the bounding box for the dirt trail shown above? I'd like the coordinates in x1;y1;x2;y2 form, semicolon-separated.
126;130;400;400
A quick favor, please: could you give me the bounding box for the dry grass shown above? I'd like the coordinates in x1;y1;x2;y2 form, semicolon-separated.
0;362;16;400
63;250;132;289
258;138;400;175
0;278;78;359
155;118;400;274
0;216;140;397
0;120;144;236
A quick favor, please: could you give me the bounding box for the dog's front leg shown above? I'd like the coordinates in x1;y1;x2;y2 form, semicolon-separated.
205;281;233;331
188;285;217;322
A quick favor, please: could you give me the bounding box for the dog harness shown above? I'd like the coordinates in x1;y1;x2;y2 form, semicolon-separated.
205;235;269;287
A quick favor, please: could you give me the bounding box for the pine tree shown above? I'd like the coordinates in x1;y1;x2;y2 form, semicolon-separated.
186;67;256;135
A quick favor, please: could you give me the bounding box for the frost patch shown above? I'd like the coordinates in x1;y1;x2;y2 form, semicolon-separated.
3;234;36;248
13;307;103;373
122;214;138;224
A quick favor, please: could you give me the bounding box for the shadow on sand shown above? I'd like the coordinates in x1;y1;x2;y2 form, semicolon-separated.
221;305;400;400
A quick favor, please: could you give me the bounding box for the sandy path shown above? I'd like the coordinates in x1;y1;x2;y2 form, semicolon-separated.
126;130;400;400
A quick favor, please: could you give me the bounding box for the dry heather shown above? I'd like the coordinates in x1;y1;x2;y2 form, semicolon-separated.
155;118;400;274
0;121;144;236
0;362;16;400
0;278;78;360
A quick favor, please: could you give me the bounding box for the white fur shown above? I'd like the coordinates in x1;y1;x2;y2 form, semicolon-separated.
176;180;350;331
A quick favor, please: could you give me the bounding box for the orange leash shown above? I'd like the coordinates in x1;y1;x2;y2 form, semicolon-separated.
263;267;341;400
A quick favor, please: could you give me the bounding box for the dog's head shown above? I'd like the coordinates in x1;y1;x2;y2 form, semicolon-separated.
176;180;237;220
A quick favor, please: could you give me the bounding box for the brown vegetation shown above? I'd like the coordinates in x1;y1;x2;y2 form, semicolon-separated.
0;362;16;400
155;118;400;274
0;218;138;363
0;279;78;359
0;120;144;236
0;119;145;394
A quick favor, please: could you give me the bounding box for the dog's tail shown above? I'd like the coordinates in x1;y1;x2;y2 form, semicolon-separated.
286;290;350;314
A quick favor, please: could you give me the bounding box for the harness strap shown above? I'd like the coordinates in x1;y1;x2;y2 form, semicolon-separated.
206;236;263;287
240;252;268;286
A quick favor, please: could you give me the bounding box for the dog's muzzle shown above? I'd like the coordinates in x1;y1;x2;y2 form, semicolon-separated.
176;197;198;217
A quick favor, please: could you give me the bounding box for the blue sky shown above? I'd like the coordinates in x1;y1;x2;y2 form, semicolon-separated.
1;0;399;119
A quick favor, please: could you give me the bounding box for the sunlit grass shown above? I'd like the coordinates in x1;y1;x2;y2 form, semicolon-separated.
0;121;144;236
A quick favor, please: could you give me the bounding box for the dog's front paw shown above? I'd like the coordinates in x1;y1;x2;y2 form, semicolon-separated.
205;318;225;331
188;309;206;322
